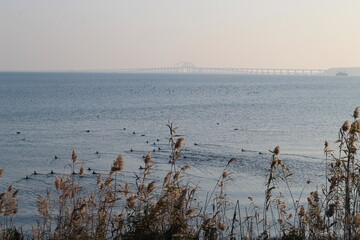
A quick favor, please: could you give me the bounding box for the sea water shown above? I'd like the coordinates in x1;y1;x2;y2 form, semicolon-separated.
0;72;359;229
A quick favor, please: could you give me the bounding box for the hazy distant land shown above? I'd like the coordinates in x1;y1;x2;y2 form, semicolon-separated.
324;67;360;76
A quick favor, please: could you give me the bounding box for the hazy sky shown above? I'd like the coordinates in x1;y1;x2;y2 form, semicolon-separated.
1;0;360;71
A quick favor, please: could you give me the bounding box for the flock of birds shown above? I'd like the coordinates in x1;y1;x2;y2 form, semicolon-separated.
13;123;266;185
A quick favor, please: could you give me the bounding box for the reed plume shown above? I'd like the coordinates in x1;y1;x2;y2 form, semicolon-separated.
222;171;230;178
342;120;351;132
144;152;152;167
353;106;360;119
37;194;50;216
273;145;280;155
227;157;236;165
72;149;77;163
324;140;329;148
175;138;184;149
147;181;156;193
111;154;124;173
350;119;360;133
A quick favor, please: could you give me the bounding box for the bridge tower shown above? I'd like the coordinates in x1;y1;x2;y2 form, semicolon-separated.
174;62;196;73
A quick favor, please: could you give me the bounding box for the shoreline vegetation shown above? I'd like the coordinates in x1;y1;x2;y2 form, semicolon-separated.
2;108;360;239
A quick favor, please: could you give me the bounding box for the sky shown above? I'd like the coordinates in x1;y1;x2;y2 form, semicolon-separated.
1;0;360;71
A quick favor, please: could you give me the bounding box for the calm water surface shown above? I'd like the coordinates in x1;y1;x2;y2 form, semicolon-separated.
0;72;359;227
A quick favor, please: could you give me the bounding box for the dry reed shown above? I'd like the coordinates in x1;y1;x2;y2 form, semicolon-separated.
4;109;360;239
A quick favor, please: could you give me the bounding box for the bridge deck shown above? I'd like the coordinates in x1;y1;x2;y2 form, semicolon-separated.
108;67;324;75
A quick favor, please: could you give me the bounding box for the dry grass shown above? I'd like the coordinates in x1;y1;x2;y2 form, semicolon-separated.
0;170;21;239
4;109;360;239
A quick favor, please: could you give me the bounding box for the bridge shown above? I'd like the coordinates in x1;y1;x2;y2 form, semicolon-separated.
106;62;325;75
